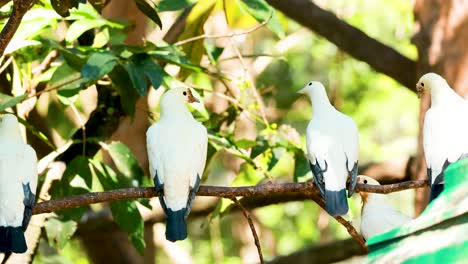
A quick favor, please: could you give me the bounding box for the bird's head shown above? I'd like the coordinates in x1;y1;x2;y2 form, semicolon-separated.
0;114;22;142
160;87;200;115
163;87;199;104
356;175;380;204
416;72;447;99
297;81;326;97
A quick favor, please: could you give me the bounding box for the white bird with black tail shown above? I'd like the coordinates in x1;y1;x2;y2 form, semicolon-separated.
417;73;468;201
0;114;37;254
298;81;359;216
358;176;411;240
146;87;207;242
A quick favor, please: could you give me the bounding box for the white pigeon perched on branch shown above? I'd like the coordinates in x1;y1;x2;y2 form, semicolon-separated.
417;73;468;201
358;176;411;240
298;81;358;216
146;87;207;242
0;114;37;254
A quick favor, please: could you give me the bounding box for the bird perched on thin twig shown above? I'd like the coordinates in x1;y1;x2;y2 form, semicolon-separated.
146;87;207;242
0;114;37;255
298;81;359;216
417;73;468;201
358;175;411;240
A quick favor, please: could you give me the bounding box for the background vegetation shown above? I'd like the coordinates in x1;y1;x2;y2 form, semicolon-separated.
0;0;465;263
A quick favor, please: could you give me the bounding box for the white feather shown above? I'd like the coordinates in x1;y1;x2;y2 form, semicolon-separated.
301;82;359;191
419;73;468;183
147;88;207;211
358;176;411;240
0;114;37;227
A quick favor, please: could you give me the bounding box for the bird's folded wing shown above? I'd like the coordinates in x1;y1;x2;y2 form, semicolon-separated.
190;124;208;188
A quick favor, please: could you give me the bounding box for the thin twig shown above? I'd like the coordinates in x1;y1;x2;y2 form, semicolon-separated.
174;20;268;46
231;197;264;264
0;0;34;56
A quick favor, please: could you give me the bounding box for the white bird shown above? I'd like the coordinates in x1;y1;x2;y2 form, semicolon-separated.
417;73;468;201
0;114;37;253
298;81;359;216
358;176;411;240
146;87;207;242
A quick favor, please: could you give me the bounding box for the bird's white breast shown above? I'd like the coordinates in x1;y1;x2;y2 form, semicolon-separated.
0;141;33;227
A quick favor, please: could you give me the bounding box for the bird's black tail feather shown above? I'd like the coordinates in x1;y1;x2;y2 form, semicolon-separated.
325;189;349;216
429;184;444;202
165;208;187;242
0;226;27;254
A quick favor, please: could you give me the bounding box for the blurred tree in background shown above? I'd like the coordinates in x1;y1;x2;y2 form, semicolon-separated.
0;0;466;263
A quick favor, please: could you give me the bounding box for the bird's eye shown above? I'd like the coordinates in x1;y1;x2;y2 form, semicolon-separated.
308;82;312;86
183;91;187;96
421;83;424;87
363;180;368;184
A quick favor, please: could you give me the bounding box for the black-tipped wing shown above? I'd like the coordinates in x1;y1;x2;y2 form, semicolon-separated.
153;170;168;214
309;159;327;198
21;183;35;231
346;159;358;197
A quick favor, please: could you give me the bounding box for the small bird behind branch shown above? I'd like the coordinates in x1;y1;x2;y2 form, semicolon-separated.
146;87;208;242
298;81;359;216
358;176;411;240
0;114;38;254
417;73;468;201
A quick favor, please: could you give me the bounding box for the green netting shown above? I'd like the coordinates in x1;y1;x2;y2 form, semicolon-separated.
365;159;468;263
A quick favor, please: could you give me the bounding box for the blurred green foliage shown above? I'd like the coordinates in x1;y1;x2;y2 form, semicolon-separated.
0;0;418;263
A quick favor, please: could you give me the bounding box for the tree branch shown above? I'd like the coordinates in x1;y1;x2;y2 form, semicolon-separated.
231;197;264;264
0;0;33;56
266;0;417;91
32;180;429;249
267;238;366;264
33;180;429;215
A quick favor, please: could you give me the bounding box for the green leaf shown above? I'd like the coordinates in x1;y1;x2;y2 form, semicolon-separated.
62;156;93;188
250;137;269;158
16;116;56;150
235;139;257;149
44;40;88;70
44;218;77;249
66;19;108;42
124;54;164;96
106;142;148;186
51;0;83;17
177;0;216;79
294;150;310;182
0;94;26;112
134;0;163;29
91;160;145;254
109;64;138;116
110;200;146;254
267;147;283;171
123;60;147;96
159;0;196;11
50;64;84;99
239;0;285;38
204;43;224;65
93;28;110;48
81;52;119;81
149;49;203;72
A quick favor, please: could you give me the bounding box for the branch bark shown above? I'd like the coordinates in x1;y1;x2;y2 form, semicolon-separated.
33;180;429;250
267;238;367;264
0;0;33;56
33;180;429;215
266;0;417;91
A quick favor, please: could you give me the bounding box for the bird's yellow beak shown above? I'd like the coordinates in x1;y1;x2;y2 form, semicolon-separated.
297;87;307;94
416;83;424;99
187;89;200;103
